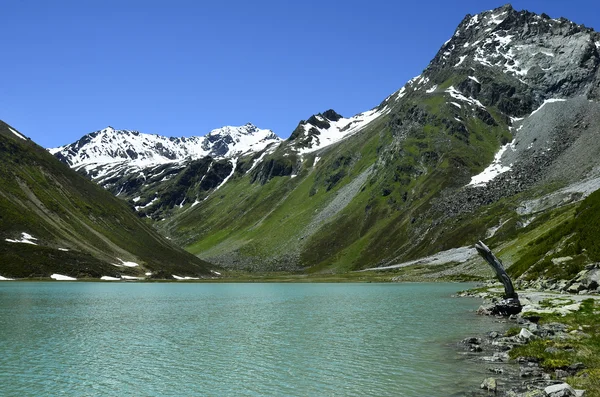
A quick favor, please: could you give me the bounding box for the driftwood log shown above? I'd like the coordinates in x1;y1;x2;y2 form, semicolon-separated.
475;240;522;316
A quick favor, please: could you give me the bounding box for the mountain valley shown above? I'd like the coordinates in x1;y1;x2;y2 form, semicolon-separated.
4;4;600;283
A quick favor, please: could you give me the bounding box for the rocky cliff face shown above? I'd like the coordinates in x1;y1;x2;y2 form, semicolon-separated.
373;5;600;222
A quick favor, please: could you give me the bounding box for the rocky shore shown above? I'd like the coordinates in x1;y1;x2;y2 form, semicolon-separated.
456;284;599;396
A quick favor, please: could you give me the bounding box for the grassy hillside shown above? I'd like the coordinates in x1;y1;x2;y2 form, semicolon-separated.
158;80;513;273
0;121;213;279
504;188;600;281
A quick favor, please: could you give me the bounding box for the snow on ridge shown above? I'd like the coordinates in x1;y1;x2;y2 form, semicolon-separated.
465;14;480;30
596;41;600;49
487;10;508;26
397;86;407;99
0;275;15;281
469;142;513;187
5;232;38;245
468;76;481;84
8;127;26;140
297;106;389;155
49;124;282;176
530;98;567;117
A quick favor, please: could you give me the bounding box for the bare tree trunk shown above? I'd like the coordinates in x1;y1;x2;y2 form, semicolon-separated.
475;241;522;316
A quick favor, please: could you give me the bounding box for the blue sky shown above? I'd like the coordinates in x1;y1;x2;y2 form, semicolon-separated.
2;1;598;148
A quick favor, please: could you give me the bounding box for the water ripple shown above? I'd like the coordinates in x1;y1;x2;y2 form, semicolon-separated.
0;282;509;396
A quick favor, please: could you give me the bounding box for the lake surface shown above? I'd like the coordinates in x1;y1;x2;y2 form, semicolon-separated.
0;282;507;396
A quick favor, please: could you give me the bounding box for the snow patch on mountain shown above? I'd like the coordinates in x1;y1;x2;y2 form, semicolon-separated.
113;258;139;267
51;274;77;281
297;107;390;154
5;232;38;245
426;85;438;93
8;127;26;141
173;275;200;280
446;86;485;108
455;55;467;67
469;142;513;187
212;158;237;192
135;196;158;212
530;98;567;117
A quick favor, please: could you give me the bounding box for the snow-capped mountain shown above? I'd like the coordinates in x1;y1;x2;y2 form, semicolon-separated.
394;4;600;107
49;123;281;199
51;108;390;218
50;123;280;171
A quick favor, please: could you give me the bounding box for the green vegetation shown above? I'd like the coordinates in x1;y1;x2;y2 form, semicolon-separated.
159;83;518;274
0;121;211;278
509;300;600;394
506;189;600;281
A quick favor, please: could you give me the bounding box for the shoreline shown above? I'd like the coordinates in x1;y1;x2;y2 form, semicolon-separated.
457;287;597;396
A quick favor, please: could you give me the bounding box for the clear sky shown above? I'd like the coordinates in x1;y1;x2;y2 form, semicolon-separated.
2;0;598;148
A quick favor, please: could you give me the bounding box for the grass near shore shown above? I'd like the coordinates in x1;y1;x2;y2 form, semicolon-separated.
510;299;600;396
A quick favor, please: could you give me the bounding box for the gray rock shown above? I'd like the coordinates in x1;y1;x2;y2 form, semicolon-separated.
518;328;536;342
545;383;577;397
481;377;497;392
555;369;570;379
518;390;546;397
463;337;482;345
569;362;586;372
567;283;583;294
520;366;543;378
578;268;600;290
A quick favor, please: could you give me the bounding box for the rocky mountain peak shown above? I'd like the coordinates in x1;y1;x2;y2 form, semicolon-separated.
389;5;600;118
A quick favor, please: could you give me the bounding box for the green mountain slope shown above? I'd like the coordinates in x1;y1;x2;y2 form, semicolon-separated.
0;121;213;279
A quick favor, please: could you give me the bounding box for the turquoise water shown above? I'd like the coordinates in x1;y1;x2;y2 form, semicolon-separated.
0;282;506;396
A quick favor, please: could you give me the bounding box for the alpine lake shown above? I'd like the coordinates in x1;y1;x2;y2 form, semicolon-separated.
0;282;510;396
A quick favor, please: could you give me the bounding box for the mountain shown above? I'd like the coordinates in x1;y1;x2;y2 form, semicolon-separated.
53;5;600;278
0;120;215;280
49;123;281;218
